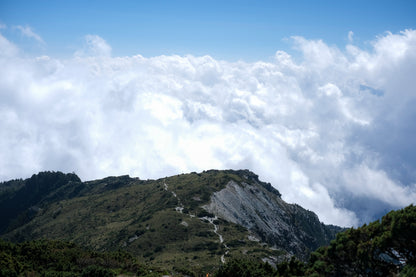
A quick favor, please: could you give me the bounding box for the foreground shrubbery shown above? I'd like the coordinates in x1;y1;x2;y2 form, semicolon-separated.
306;204;416;276
0;239;155;277
214;257;305;277
1;205;415;276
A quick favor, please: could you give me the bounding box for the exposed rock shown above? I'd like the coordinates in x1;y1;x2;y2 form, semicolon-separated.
203;179;341;260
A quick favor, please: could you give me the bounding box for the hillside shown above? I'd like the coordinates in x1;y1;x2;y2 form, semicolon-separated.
0;169;341;274
0;239;147;277
1;206;414;277
305;204;416;276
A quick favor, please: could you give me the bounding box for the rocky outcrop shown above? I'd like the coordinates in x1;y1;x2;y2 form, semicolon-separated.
203;178;342;260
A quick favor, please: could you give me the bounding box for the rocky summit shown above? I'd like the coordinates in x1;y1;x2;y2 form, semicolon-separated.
203;172;341;261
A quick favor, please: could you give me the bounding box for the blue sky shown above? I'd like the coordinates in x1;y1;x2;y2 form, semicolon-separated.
1;0;415;60
0;1;416;226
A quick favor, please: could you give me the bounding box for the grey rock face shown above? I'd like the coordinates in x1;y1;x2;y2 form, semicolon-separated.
203;179;341;260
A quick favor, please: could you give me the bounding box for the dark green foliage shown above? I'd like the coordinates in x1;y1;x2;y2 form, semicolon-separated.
307;205;416;276
400;264;416;277
214;258;277;277
214;257;306;277
0;171;82;233
81;265;114;277
0;239;146;276
197;209;215;218
276;257;306;276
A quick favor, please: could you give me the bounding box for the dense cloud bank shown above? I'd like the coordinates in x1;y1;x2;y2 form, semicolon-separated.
1;30;415;226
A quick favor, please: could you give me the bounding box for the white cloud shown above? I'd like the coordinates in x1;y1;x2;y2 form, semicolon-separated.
0;30;415;227
348;31;354;43
343;164;416;206
0;33;19;57
75;35;112;57
14;25;44;44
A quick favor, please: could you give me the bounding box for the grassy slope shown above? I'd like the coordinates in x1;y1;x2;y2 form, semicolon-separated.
2;205;414;276
2;170;284;274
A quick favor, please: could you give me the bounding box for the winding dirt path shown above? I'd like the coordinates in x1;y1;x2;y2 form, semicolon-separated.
164;180;229;263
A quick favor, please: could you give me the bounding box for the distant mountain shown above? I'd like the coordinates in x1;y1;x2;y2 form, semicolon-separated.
0;169;342;273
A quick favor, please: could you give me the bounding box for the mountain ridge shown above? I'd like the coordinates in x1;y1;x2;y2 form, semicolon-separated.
0;169;342;272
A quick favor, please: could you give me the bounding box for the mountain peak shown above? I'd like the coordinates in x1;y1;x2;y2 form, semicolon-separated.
1;169;341;271
202;177;339;260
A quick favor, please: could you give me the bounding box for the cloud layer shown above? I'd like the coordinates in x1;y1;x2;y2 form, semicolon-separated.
1;30;415;226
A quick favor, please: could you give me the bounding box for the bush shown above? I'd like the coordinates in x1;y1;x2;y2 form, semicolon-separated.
197;210;214;218
400;264;416;277
215;259;276;277
81;265;114;277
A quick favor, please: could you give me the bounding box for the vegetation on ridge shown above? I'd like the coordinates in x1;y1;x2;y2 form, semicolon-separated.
0;239;161;277
2;170;413;276
306;204;416;276
0;170;292;274
1;205;415;276
0;171;81;233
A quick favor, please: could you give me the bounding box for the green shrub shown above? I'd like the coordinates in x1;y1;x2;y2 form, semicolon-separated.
214;259;276;277
81;265;114;277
